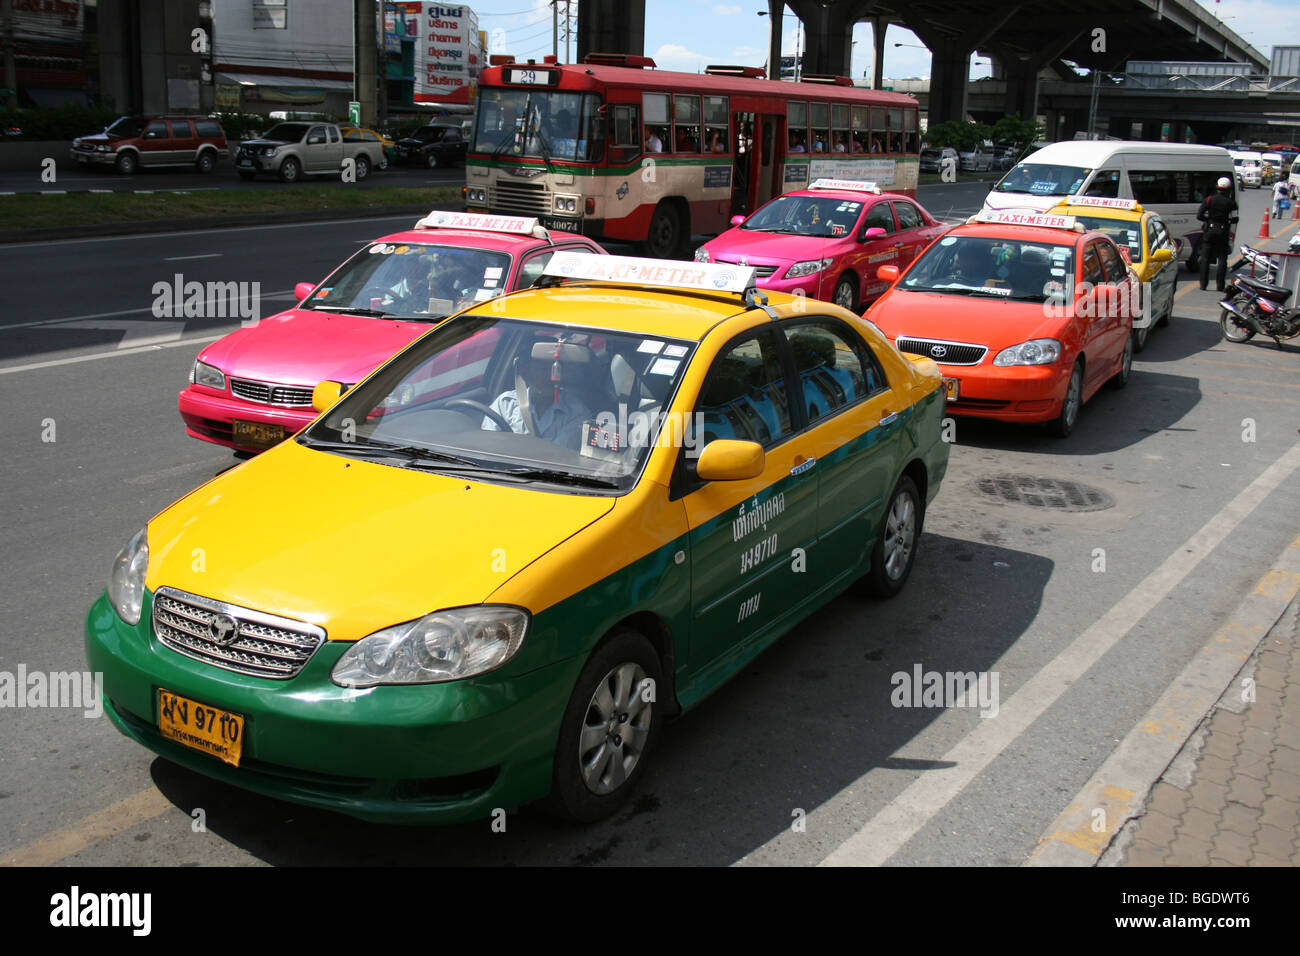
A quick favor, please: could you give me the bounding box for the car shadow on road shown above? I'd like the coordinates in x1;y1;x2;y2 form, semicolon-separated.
146;532;1052;866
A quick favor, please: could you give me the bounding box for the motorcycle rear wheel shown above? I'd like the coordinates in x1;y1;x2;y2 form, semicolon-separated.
1220;308;1255;343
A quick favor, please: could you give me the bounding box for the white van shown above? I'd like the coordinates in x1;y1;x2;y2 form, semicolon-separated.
1230;150;1263;188
983;140;1235;268
1290;156;1300;194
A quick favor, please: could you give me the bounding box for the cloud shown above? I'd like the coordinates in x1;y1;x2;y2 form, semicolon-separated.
731;45;763;61
652;43;712;73
713;4;742;14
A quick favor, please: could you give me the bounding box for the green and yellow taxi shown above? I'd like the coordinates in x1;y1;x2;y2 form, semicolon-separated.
1048;195;1176;351
85;253;950;824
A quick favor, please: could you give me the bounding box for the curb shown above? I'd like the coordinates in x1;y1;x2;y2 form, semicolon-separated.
1025;532;1300;866
0;201;457;244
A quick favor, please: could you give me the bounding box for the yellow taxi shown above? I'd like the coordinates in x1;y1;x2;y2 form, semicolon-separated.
85;253;950;824
1047;196;1176;351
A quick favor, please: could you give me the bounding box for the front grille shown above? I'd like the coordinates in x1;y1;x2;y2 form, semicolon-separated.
229;377;314;407
490;180;550;215
896;337;988;366
715;258;779;278
152;587;325;679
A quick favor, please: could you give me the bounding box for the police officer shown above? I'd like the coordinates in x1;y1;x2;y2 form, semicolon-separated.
1197;176;1238;292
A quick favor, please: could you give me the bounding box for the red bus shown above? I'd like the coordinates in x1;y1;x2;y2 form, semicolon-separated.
464;55;921;257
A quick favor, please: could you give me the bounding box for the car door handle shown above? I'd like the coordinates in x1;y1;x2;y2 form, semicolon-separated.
879;411;899;426
789;456;816;476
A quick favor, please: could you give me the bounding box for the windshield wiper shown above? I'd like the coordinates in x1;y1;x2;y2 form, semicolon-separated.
310;305;391;318
298;438;481;465
495;467;620;488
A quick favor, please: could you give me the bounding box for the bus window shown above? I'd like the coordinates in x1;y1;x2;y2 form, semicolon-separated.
831;104;849;153
867;107;883;153
851;106;868;153
1084;168;1121;198
643;93;669;153
904;109;919;153
674;94;701;153
703;95;729;154
810;102;829;153
787;101;808;153
886;109;902;153
611;103;641;161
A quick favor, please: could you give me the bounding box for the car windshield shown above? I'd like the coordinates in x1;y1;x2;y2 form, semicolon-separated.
303;316;697;493
262;123;312;142
992;163;1091;196
899;234;1075;301
472;89;604;162
106;117;146;137
1072;215;1142;257
741;195;864;237
412;127;448;142
301;243;512;321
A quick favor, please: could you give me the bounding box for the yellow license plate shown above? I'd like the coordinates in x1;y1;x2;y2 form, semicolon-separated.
943;377;960;401
157;689;244;766
232;420;284;450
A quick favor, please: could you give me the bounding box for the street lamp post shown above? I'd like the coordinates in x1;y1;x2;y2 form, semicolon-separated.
758;9;801;82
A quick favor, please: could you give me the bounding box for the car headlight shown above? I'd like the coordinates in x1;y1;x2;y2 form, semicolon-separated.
332;606;530;687
261;146;278;157
992;338;1062;366
108;527;149;626
191;359;226;389
786;258;832;279
694;248;711;263
96;144;110;152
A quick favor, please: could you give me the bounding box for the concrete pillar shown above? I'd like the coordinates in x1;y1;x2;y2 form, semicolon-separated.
871;16;886;89
787;0;875;78
1003;59;1039;120
576;0;645;60
766;0;782;81
355;0;376;126
926;39;972;124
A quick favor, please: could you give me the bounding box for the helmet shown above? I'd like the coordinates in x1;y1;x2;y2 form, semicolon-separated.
1217;176;1232;189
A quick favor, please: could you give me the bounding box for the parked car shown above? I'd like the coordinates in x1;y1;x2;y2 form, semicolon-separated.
395;123;467;169
959;145;995;172
234;122;385;183
919;146;959;173
71;115;228;175
992;145;1019;171
340;125;396;168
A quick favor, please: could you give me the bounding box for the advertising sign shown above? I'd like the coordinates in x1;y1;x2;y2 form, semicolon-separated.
413;4;483;102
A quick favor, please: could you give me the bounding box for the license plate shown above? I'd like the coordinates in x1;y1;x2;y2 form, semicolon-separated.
232;420;284;450
540;216;580;233
238;159;253;167
157;689;244;766
943;377;960;401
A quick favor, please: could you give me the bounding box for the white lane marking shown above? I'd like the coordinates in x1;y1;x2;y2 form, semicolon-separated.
803;438;1300;867
164;253;223;261
0;332;225;375
118;321;187;348
1;289;295;330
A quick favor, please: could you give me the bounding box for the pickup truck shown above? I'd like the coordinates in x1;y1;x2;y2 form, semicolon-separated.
234;121;386;183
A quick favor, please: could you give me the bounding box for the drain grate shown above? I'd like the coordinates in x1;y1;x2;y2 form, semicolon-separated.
971;475;1114;512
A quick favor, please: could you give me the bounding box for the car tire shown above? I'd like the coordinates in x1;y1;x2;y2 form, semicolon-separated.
115;151;137;175
543;629;663;823
279;157;301;183
353;155;370;181
1048;359;1084;438
642;202;682;259
863;475;922;599
832;273;859;313
1110;333;1133;389
237;170;256;181
425;152;439;170
1157;294;1173;328
1132;320;1150;353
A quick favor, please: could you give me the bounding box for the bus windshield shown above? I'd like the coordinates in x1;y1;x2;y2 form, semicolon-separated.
473;89;604;162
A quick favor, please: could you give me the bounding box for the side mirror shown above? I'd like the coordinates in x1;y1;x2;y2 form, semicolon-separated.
876;264;900;283
312;380;347;414
730;214;746;227
695;439;764;482
861;226;886;242
295;282;317;303
1151;248;1174;263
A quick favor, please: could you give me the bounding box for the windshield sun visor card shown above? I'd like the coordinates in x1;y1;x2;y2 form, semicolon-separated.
650;357;680;376
637;339;665;354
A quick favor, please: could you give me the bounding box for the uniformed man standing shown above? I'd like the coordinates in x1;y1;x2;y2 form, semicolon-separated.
1197;176;1238;292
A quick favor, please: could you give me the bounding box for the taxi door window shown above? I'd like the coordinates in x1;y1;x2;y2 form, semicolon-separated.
1097;241;1126;282
696;328;792;447
863;202;895;234
892;201;923;230
1082;243;1105;287
1084;168;1121;198
518;249;558;288
784;320;883;425
1150;218;1170;252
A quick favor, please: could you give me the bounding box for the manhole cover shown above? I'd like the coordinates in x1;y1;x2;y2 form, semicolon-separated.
971;475;1114;512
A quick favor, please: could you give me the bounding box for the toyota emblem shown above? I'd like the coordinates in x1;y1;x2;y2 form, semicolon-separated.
207;613;239;647
930;345;948;358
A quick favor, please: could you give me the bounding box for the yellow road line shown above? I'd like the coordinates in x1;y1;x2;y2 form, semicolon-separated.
0;787;173;867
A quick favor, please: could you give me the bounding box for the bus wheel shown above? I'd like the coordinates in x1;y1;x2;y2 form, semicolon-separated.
642;203;682;259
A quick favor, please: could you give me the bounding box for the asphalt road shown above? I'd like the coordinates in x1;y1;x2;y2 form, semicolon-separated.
1;181;1297;866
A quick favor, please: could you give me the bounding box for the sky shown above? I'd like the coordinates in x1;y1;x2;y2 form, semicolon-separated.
466;0;1299;80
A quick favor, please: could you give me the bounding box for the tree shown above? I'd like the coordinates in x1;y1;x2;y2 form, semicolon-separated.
992;114;1045;152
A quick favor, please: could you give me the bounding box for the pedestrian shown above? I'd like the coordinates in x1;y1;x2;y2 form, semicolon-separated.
1197;176;1238;292
1272;177;1289;219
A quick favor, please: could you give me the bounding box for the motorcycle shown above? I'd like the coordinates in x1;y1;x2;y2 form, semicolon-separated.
1219;245;1300;347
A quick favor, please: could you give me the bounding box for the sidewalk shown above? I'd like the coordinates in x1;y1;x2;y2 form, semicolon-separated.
1104;594;1300;866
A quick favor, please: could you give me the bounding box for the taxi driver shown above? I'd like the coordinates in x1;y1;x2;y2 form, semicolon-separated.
482;341;595;451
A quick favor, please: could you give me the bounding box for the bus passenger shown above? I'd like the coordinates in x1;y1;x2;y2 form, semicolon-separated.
646;127;664;152
789;132;806;153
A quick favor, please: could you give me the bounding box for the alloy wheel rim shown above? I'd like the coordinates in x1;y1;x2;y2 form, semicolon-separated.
835;283;854;308
1065;369;1081;427
579;661;651;795
883;492;916;579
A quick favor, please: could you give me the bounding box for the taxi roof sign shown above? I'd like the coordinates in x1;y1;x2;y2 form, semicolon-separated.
1062;195;1143;212
974;211;1079;231
414;211;548;238
809;178;882;194
542;251;757;294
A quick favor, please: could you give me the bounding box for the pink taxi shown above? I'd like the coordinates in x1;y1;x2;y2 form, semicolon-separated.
178;213;605;453
694;179;947;312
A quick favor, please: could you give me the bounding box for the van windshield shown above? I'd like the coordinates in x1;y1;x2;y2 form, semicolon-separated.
992;163;1091;196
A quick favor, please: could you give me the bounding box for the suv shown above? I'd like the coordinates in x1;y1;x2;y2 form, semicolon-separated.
71;116;228;175
394;124;467;169
919;146;959;173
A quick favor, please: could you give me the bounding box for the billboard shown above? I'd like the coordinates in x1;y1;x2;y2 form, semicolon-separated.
412;3;483;102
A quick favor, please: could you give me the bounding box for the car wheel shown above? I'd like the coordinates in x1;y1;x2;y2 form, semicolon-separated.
353;155;370;181
832;273;859;313
642;203;682;259
863;475;921;599
115;151;137;175
425;152;439;170
1110;333;1133;389
279;157;301;183
237;170;256;181
195;151;216;173
1157;293;1173;328
544;629;663;822
1132;320;1150;353
1220;306;1255;342
1048;359;1084;438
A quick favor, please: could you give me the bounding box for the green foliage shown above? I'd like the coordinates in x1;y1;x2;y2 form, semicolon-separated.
924;120;993;152
992;114;1044;152
213;113;271;141
0;105;119;140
